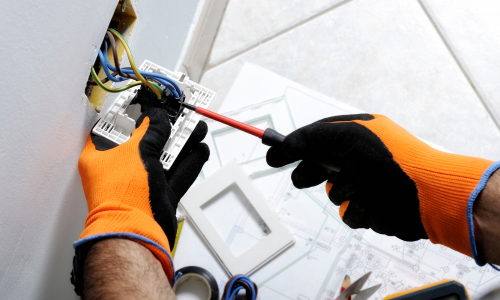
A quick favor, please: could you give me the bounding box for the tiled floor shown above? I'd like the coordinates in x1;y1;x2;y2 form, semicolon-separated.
200;0;500;161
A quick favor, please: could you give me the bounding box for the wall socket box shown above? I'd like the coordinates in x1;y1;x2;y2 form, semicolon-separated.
85;0;138;111
92;60;215;170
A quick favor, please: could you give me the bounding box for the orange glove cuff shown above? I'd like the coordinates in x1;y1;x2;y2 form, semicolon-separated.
356;115;494;256
74;203;175;282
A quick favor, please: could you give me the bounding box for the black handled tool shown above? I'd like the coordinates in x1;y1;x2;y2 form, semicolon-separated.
181;102;341;173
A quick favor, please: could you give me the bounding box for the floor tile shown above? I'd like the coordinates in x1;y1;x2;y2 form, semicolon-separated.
422;0;500;130
209;0;346;65
201;0;500;160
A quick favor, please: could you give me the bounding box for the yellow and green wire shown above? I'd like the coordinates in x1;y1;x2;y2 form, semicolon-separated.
91;28;163;97
90;67;162;94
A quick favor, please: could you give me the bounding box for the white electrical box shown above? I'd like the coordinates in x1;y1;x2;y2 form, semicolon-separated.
92;60;215;170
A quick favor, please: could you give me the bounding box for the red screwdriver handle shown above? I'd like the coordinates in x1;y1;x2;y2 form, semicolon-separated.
181;102;342;173
195;107;265;139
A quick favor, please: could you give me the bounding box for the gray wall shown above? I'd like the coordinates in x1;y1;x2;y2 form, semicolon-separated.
0;0;204;298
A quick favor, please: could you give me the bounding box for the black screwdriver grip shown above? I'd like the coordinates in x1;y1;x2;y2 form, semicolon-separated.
261;128;286;147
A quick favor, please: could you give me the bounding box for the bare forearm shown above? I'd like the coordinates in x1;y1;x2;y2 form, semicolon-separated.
84;239;176;300
474;168;500;265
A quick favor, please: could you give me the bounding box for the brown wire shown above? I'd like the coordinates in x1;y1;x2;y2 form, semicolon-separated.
105;31;138;81
87;31;139;86
222;275;258;300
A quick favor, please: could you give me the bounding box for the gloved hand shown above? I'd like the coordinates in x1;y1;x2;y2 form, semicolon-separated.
267;114;498;259
71;108;209;294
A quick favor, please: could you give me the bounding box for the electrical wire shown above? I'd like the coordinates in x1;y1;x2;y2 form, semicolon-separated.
138;69;182;96
222;275;257;300
98;44;179;98
88;61;177;99
98;42;127;83
91;67;162;94
87;69;126;86
109;66;180;98
104;29;180;98
89;28;182;99
108;28;162;99
107;29;182;96
136;69;182;96
101;33;181;97
87;35;133;86
93;41;175;97
94;46;163;95
105;31;138;81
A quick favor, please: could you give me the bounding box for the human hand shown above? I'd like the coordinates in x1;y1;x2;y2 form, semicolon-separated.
72;108;209;292
267;114;494;258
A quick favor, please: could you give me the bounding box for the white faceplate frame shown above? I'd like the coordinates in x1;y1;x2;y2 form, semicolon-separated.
92;60;215;170
180;161;295;276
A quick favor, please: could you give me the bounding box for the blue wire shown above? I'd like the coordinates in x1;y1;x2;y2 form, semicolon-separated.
134;70;182;96
118;68;180;98
98;43;128;83
225;275;256;300
226;276;239;298
99;41;181;98
229;287;244;300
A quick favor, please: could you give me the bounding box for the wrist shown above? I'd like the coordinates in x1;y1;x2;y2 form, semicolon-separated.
75;205;176;284
473;167;500;265
83;239;176;300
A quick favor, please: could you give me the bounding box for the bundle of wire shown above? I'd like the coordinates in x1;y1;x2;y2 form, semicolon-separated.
222;275;258;300
89;28;182;99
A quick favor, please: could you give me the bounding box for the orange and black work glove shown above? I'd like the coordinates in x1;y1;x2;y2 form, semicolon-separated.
267;114;500;265
70;108;209;295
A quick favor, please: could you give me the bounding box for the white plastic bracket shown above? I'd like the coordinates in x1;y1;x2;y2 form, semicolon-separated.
92;60;215;170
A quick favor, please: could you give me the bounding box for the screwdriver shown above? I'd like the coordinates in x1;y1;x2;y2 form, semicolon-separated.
180;102;341;173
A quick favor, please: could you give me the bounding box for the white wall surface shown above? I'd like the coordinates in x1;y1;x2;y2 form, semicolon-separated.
0;0;203;299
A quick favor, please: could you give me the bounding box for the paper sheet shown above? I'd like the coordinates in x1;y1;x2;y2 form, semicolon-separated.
174;63;499;300
201;96;296;177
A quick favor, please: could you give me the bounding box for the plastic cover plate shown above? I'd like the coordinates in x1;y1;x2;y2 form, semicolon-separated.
180;161;295;276
92;60;215;170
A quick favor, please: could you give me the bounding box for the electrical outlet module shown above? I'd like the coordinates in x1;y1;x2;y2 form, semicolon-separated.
92;60;215;170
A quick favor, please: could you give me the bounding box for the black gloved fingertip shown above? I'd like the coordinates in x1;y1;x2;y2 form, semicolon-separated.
197;143;210;162
291;160;329;189
266;146;298;168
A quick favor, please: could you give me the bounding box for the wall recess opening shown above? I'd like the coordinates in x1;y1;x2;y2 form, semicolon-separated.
85;0;137;112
